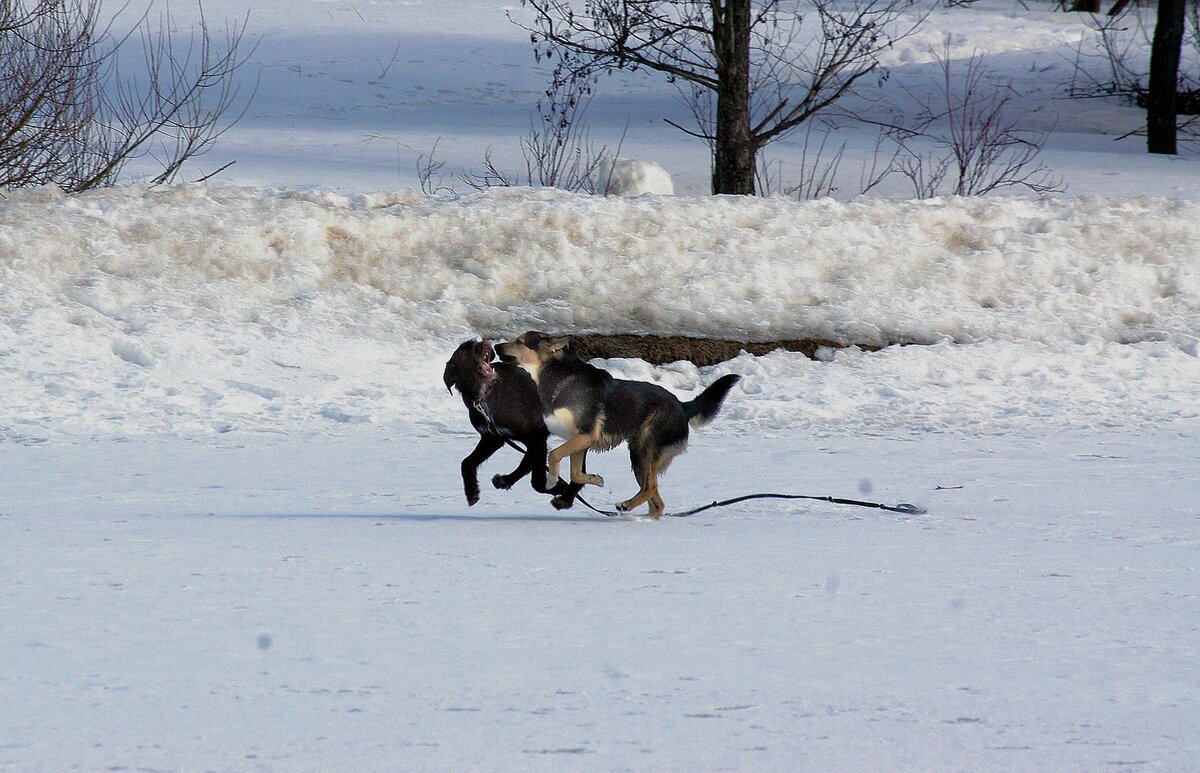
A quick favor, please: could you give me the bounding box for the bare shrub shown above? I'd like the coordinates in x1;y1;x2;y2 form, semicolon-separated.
890;46;1064;197
753;121;901;201
1;0;255;191
462;76;612;193
755;125;847;199
415;138;455;196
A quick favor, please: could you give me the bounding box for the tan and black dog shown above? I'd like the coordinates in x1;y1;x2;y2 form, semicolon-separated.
495;331;740;519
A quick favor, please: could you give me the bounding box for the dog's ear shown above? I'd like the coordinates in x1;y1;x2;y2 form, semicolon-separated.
442;360;458;393
546;335;572;354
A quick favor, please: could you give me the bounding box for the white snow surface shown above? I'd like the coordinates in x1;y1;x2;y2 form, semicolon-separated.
3;0;1200;769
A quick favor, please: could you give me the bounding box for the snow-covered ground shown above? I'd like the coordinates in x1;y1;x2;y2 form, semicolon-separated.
2;0;1199;770
4;430;1198;770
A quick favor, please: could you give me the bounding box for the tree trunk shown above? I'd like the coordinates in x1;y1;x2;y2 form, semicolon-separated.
1147;0;1186;154
711;0;755;195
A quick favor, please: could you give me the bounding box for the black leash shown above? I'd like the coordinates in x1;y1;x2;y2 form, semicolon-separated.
668;493;926;517
497;437;926;518
572;491;925;518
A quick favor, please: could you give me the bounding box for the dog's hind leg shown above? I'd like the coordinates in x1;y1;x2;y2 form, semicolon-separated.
570;449;602;488
617;443;660;517
548;434;604;487
462;434;504;506
616;479;657;516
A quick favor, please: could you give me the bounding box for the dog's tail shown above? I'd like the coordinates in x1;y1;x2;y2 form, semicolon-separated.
685;374;741;429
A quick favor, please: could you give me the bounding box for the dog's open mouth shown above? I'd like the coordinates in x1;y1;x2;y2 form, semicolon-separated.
478;342;497;378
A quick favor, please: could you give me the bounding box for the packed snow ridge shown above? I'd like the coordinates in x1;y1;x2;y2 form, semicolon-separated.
1;185;1197;441
2;185;1196;348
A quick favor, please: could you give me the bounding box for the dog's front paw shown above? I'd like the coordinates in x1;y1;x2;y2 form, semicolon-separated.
615;499;633;512
551;494;574;511
491;474;514;490
466;489;480;507
574;473;604;487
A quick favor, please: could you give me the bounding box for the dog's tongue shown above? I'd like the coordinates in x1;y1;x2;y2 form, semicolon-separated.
481;360;496;378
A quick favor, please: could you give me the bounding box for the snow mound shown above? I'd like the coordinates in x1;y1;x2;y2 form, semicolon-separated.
0;185;1197;440
599;158;675;196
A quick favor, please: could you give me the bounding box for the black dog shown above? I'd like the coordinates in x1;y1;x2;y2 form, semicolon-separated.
443;339;583;509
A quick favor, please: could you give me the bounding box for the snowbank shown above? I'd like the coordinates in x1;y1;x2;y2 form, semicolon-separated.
1;185;1197;440
3;185;1196;346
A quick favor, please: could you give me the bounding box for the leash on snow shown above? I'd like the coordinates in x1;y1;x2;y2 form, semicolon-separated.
572;491;925;518
499;438;927;518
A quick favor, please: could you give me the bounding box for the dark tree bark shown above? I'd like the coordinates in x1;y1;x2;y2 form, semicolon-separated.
1147;0;1186;154
712;1;755;194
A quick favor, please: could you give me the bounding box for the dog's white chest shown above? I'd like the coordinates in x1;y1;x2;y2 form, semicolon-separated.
544;408;577;439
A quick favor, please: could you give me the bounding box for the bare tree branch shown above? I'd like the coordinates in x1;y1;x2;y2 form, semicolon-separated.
1;0;256;191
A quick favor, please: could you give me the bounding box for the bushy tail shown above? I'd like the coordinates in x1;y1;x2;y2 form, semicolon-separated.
684;374;741;429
